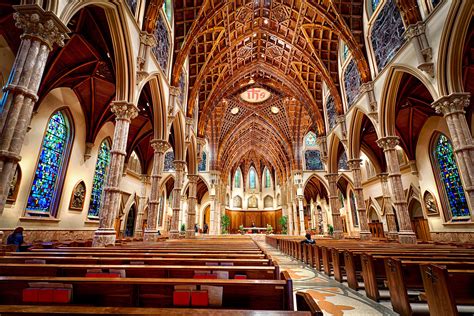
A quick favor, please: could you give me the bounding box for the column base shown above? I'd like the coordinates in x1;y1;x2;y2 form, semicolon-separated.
398;231;417;244
359;231;372;240
185;229;196;239
332;231;344;239
387;231;399;240
92;229;116;247
143;230;159;242
169;230;180;239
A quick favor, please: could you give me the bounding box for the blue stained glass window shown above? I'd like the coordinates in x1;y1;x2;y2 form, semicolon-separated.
305;150;323;170
338;151;349;171
152;14;170;73
164;0;173;22
431;0;441;8
305;132;317;147
126;0;137;15
26;111;71;216
343;44;349;60
344;59;362;107
249;168;257;189
326;95;337;132
433;134;470;220
265;169;271;188
234;169;241;188
88;140;111;218
350;191;359;227
370;0;381;14
371;0;405;71
164;151;175;172
198;152;207;172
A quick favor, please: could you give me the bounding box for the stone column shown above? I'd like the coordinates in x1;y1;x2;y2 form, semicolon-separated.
0;5;69;212
292;201;299;235
134;175;149;237
378;172;398;239
93;102;138;246
143;139;169;242
286;203;294;235
325;173;344;239
186;175;198;238
209;195;216;235
297;196;306;235
377;137;417;244
432;93;474;216
348;159;371;240
169;160;186;239
179;194;186;229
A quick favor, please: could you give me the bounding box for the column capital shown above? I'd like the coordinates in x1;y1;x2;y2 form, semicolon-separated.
377;172;389;181
169;86;180;97
376;136;400;150
150;139;170;153
173;160;186;171
139;31;156;47
360;81;374;93
13;4;70;50
347;158;362;170
187;174;199;183
324;173;339;183
111;101;138;121
404;21;426;39
432;93;470;116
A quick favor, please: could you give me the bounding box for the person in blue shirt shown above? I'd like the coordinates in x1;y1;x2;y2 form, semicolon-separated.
301;233;315;244
7;227;25;251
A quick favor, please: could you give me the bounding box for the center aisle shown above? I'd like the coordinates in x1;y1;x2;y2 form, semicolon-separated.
254;237;397;316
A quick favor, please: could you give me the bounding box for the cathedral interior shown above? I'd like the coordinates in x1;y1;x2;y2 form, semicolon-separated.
0;0;473;314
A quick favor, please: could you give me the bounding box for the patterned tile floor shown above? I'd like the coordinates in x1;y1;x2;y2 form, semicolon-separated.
255;239;398;316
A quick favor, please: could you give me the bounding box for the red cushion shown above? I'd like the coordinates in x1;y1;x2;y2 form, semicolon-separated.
22;288;38;303
234;274;247;279
191;290;208;307
37;288;54;303
173;290;191;306
193;274;218;279
53;288;72;303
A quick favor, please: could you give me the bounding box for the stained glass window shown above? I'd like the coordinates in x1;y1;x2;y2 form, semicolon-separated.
265;169;271;188
87;140;111;218
178;71;186;106
26;111;71;216
326;95;337;132
370;0;381;15
234;169;241;188
305;150;323;170
152;14;170;74
305;132;317;147
164;0;173;22
338;151;349;171
249;168;257;189
344;59;362;108
350;191;359;227
126;0;137;15
371;0;405;71
198;151;207;172
164;151;175;172
433;134;470;220
431;0;441;8
343;44;349;60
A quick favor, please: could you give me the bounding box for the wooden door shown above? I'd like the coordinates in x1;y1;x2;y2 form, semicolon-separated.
411;218;431;241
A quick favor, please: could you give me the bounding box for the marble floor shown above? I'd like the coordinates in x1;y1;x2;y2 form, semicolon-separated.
255;239;398;316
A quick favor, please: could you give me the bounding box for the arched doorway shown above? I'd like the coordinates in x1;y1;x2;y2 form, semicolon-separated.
409;199;431;241
368;207;384;238
202;205;210;233
124;205;137;237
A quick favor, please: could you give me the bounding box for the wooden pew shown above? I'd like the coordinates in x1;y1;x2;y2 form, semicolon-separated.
10;252;266;259
0;272;294;310
0;263;279;280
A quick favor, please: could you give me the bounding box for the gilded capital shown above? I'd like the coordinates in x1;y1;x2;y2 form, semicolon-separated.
111;101;139;120
13;4;70;50
150;139;170;154
432;93;470;116
376;136;400;150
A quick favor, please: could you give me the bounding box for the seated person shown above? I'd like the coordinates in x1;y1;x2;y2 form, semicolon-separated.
7;227;28;251
301;233;315;244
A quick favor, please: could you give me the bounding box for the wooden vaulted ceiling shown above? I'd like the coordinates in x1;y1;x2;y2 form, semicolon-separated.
173;0;369;178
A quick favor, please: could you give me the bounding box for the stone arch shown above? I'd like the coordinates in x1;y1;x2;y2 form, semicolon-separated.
60;1;135;103
379;65;439;138
137;74;168;140
186;135;198;175
327;134;346;173
169;111;186;161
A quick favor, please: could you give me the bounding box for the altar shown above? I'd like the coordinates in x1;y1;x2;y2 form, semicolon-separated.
243;227;267;234
225;209;282;234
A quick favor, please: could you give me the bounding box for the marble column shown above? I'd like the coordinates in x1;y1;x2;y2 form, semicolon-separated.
93;102;138;246
209;195;216;235
379;172;398;240
377;136;417;244
0;5;69;212
297;196;305;235
134;175;149;237
169;160;186;239
287;203;294;235
143;139;169;242
325;173;344;239
186;175;198;238
292;201;299;235
432;93;474;216
348;159;371;240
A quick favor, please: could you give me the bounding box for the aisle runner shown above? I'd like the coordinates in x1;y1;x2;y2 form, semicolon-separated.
255;239;398;316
